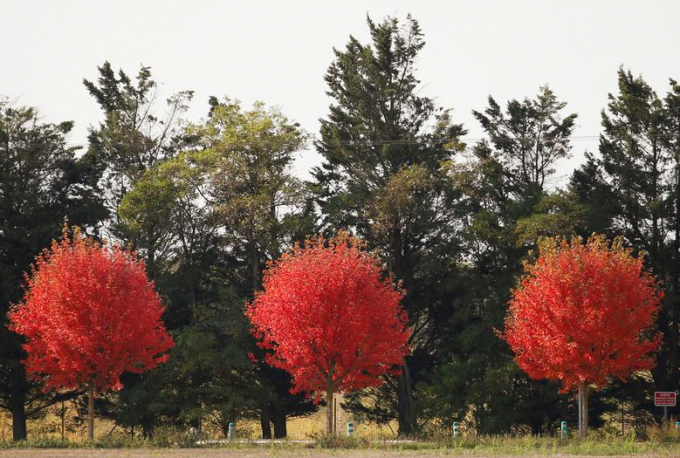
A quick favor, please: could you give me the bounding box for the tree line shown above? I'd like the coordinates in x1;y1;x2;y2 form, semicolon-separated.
0;15;678;440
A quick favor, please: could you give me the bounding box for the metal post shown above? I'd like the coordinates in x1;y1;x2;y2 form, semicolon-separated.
452;421;460;438
347;422;354;436
560;421;568;439
664;406;668;423
675;421;680;432
228;422;235;440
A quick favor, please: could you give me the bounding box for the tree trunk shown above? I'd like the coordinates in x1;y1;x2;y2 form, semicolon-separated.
671;294;680;388
397;363;416;436
326;388;334;435
11;394;27;441
248;214;260;294
87;385;95;441
189;417;200;432
272;409;287;438
578;383;589;438
260;404;272;439
61;400;65;441
146;228;156;280
141;421;153;439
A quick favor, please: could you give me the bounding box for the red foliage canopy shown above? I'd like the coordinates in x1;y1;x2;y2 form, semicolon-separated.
246;235;410;399
9;228;174;393
502;235;662;392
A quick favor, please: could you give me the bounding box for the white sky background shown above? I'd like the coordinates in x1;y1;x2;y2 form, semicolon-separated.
2;0;680;187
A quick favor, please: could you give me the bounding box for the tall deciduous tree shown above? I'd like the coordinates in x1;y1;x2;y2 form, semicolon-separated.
9;228;174;440
502;235;662;437
246;235;410;434
0;100;106;440
112;97;315;438
314;14;465;435
118;151;223;327
196;97;310;295
84;62;193;274
196;97;316;438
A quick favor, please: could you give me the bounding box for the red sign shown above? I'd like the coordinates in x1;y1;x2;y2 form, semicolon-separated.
654;392;677;407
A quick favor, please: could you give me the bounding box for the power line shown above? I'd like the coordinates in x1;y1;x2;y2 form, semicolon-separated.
66;133;680;148
313;134;679;146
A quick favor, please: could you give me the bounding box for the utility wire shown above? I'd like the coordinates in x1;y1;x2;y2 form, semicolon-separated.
66;133;680;148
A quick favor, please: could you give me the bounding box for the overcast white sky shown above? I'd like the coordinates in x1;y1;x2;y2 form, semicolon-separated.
2;0;680;184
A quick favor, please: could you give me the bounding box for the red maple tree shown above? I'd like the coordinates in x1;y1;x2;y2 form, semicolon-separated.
502;235;662;437
9;227;174;440
246;234;410;434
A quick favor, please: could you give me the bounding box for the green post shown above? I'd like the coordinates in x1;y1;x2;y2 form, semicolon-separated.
228;422;235;440
560;421;568;439
675;421;680;432
347;422;354;436
452;421;460;438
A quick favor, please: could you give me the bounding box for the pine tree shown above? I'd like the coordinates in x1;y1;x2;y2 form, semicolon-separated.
0;100;106;439
438;86;578;434
594;69;679;393
314;15;465;435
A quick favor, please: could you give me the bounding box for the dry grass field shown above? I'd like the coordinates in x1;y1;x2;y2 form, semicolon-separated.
0;396;394;442
0;399;677;457
0;436;677;458
0;450;675;458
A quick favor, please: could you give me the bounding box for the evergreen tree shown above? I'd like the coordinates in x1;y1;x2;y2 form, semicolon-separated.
567;152;619;236
314;15;465;435
0;100;106;439
663;78;680;388
473;87;576;198
436;86;578;434
583;69;679;395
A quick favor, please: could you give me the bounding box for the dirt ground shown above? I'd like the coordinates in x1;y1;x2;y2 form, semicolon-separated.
0;450;672;458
